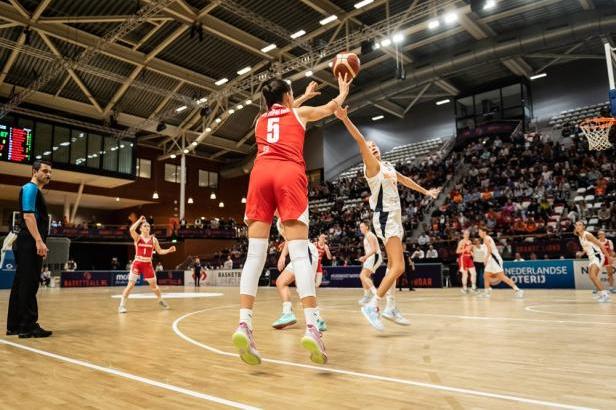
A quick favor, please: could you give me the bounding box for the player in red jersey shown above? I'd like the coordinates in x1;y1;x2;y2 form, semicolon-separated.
232;76;351;366
314;233;332;287
598;230;615;292
456;230;477;294
118;216;176;313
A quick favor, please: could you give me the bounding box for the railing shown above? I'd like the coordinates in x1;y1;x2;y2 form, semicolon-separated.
48;223;243;241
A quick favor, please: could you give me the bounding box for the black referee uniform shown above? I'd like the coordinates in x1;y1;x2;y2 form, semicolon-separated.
6;180;51;337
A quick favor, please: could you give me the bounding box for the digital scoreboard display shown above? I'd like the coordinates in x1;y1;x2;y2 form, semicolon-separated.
0;123;33;164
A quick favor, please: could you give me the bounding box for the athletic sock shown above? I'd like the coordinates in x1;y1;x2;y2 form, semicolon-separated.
240;308;254;330
282;301;292;314
120;296;127;306
363;289;370;296
368;295;381;308
385;286;395;310
304;308;318;327
369;286;377;295
513;285;520;291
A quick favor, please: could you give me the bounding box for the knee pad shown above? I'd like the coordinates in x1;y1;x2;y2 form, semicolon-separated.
239;238;268;297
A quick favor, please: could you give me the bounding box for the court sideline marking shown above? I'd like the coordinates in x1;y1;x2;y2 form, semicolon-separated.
173;307;595;410
525;304;616;317
0;338;259;410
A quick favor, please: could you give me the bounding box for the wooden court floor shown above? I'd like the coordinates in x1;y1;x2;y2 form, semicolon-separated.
1;286;615;409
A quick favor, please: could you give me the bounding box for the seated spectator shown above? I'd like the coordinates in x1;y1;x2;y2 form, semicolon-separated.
513;253;525;262
40;265;51;287
64;258;77;271
223;255;234;270
417;232;430;246
425;245;438;259
411;247;425;260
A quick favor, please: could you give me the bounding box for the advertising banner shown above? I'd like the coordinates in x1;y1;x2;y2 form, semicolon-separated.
185;269;243;287
478;259;575;289
270;264;443;289
61;271;112;288
573;260;613;290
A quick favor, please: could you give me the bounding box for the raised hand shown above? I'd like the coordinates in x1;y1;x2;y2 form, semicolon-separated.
334;105;349;120
303;81;321;99
426;187;442;199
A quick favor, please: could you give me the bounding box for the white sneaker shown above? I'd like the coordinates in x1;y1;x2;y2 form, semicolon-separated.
460;288;468;294
477;291;491;298
159;300;170;309
513;289;524;299
597;292;611;304
118;305;127;314
382;308;410;326
358;294;372;305
592;290;600;299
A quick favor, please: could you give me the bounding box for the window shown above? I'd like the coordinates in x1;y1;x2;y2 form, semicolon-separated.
165;163;180;183
87;133;102;168
102;136;119;171
198;170;218;188
34;122;52;159
136;158;151;179
118;140;133;174
70;129;87;166
53;125;70;164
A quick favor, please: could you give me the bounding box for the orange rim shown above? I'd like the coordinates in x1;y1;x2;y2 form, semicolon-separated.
579;117;616;129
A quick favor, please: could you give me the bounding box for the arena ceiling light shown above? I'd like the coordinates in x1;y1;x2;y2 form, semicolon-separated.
328;61;334;67
436;99;451;105
152;191;159;199
219;202;225;208
188;197;194;204
392;33;404;44
60;141;70;146
191;141;198;146
372;115;384;121
241;197;247;204
215;78;228;86
210;192;216;199
484;0;496;10
530;73;547;80
245;99;252;105
319;15;338;25
115;197;120;202
305;70;314;77
237;66;251;75
428;19;440;29
380;38;392;47
183;149;189;154
236;104;244;110
261;43;277;53
215;118;222;123
354;0;374;9
170;154;176;159
205;127;212;132
196;97;207;104
443;11;458;25
291;30;306;39
175;105;187;113
228;108;235;114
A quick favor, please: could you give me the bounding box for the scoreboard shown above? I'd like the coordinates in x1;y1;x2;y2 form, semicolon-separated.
0;123;33;164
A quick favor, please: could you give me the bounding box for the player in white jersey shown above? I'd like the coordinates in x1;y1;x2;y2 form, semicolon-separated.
597;230;615;293
357;220;383;305
575;222;610;303
335;106;440;331
478;226;524;299
272;218;328;331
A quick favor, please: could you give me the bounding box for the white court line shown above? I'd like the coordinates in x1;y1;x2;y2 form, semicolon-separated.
172;308;594;410
525;304;616;317
0;338;259;410
330;309;616;326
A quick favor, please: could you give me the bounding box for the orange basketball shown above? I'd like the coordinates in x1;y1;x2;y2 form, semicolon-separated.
332;52;360;80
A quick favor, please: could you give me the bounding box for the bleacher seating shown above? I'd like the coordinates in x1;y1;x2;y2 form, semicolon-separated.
548;102;611;130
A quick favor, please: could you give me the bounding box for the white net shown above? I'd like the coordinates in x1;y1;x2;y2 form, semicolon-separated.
579;118;614;151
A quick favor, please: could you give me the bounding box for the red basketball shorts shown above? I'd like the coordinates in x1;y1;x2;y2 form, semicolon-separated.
131;260;155;280
244;160;308;224
458;254;474;270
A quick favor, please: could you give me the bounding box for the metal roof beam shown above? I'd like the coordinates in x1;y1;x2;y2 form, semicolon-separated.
39;33;103;113
0;0;52;87
374;99;405;118
103;24;188;116
434;79;459;96
578;0;595;10
525;52;604;60
38;16;173;24
0;2;218;92
142;0;274;59
403;82;431;115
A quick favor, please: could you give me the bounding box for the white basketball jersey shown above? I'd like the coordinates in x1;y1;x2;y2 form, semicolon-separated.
484;235;501;259
579;231;603;257
363;231;382;256
364;160;401;212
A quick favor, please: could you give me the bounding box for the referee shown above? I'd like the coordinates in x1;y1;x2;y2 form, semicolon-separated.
6;160;52;338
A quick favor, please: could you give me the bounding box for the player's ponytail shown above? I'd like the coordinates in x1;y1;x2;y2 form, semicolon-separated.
260;78;291;110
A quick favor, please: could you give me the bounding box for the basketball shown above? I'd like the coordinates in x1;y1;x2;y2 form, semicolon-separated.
332;52;360;80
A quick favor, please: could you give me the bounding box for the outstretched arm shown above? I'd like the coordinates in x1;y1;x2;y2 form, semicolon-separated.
129;216;145;242
396;172;441;199
153;237;176;255
296;74;351;124
334;106;380;177
293;81;321;108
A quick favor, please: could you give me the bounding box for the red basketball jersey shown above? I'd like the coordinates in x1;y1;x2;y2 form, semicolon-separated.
316;242;326;263
254;103;306;167
135;236;154;261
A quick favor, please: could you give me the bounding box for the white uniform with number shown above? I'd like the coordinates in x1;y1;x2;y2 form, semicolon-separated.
484;235;504;273
284;242;318;276
364;161;403;243
362;231;383;273
580;231;605;270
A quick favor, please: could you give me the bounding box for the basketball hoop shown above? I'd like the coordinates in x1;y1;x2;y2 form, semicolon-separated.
579;117;615;151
